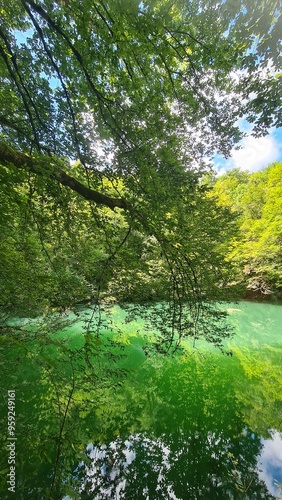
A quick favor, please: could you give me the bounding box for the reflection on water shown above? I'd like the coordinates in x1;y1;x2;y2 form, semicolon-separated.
258;432;282;498
73;430;282;500
1;301;282;499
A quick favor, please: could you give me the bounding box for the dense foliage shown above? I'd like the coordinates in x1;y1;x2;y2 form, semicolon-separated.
213;162;282;299
0;0;281;347
1;3;282;497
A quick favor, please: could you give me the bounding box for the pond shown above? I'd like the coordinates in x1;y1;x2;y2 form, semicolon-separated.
1;301;282;499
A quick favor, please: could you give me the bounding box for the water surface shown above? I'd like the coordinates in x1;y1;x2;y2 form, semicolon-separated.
1;301;282;499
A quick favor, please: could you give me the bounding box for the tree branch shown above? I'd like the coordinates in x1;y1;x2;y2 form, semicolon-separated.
0;115;23;133
0;142;131;211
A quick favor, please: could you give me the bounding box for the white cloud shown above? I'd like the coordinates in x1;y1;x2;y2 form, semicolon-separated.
230;134;280;171
216;132;281;174
216;166;228;176
258;432;282;498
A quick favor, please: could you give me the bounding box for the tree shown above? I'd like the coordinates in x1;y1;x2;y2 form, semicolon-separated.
213;163;282;298
0;0;281;347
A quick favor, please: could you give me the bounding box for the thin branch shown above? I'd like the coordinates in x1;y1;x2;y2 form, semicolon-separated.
105;225;131;263
22;2;85;164
0;115;24;134
166;26;211;52
0;26;50;145
21;0;130;143
50;358;75;493
23;0;111;104
0;38;41;149
93;2;114;36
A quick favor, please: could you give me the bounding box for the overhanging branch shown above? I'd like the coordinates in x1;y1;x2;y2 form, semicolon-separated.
0;142;131;211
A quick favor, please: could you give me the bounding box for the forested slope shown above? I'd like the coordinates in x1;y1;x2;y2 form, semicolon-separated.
213;162;282;300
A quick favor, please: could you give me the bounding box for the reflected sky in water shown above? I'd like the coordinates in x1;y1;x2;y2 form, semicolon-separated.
258;432;282;498
68;429;282;499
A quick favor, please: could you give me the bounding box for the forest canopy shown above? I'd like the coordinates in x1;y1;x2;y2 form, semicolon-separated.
0;0;281;349
213;162;282;299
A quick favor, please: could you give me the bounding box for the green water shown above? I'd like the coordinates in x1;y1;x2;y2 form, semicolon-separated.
1;301;282;499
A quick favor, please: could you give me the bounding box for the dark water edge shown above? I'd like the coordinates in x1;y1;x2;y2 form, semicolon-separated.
243;288;282;303
0;302;282;499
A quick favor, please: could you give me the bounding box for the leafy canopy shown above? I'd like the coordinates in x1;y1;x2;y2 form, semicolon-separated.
213;163;282;297
0;0;281;347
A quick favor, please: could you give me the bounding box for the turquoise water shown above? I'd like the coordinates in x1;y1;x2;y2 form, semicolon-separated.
0;301;282;499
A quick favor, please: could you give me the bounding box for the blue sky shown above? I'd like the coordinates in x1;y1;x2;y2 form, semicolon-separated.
214;124;282;175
